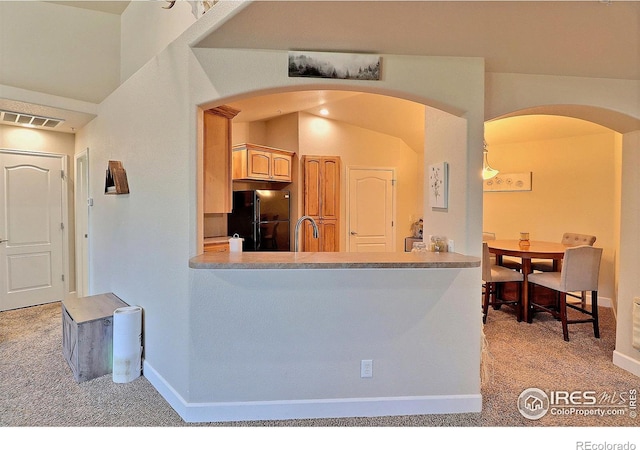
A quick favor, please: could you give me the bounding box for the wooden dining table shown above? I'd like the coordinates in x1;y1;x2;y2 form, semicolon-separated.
487;239;569;322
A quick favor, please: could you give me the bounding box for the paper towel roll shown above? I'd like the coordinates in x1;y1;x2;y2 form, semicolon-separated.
112;306;142;383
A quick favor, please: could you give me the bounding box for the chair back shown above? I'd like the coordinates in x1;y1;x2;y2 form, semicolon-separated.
560;245;603;292
483;232;496;241
561;233;596;246
482;242;493;281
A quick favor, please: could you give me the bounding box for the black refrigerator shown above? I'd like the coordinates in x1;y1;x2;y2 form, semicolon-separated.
227;190;291;251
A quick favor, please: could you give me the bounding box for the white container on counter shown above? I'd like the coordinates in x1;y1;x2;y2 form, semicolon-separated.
229;233;244;252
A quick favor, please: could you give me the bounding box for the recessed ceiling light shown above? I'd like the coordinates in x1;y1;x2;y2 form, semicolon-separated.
319;108;329;116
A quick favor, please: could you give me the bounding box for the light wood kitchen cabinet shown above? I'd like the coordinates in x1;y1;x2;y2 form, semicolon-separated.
203;106;240;214
303;220;338;252
302;155;341;252
204;240;230;253
232;143;294;182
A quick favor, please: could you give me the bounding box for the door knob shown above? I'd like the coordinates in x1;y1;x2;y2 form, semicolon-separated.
350;231;358;235
0;238;7;243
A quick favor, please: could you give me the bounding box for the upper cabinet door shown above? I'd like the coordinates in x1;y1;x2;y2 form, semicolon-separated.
247;150;271;179
232;144;294;182
271;153;293;182
203;106;240;214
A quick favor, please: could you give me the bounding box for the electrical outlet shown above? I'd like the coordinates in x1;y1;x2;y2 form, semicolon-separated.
447;239;454;253
361;359;373;378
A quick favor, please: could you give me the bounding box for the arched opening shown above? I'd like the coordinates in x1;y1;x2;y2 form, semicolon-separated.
203;89;437;253
483;111;627;315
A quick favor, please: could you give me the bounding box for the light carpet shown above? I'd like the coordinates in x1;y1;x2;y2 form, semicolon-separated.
1;301;639;427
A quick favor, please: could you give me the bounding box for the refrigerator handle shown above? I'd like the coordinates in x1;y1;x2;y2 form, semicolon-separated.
255;222;261;251
254;195;261;250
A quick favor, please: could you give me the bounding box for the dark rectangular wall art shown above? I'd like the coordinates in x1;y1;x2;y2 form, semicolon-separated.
288;51;381;80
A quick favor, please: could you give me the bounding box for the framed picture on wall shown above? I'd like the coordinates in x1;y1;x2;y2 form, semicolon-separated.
429;162;448;209
483;172;532;192
288;51;381;80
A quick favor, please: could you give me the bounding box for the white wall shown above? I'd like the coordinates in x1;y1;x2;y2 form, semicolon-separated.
120;1;197;83
182;266;481;421
0;125;74;156
423;106;471;252
0;2;120;104
614;130;640;377
486;73;640;131
75;38;195;395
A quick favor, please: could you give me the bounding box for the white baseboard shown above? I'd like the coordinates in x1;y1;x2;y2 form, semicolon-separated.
613;350;640;378
598;296;612;308
567;292;611;308
143;360;482;423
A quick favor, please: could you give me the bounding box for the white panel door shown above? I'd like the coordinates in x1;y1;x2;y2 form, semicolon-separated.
0;151;64;311
348;168;395;252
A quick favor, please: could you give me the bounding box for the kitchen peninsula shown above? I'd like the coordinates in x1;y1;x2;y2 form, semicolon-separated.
190;250;479;269
179;250;482;422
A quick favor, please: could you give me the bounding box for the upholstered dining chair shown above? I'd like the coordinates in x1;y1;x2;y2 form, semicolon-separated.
483;231;496;241
481;232;521;271
483;231;496;264
482;242;524;323
531;232;596;272
500;256;523;271
531;232;597;306
527;245;602;341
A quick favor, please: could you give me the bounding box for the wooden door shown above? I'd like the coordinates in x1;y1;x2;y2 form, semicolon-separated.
320;158;339;221
0;151;65;311
348;168;395;252
302;156;340;251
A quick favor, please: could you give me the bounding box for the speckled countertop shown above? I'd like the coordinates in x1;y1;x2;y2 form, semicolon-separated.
189;251;480;270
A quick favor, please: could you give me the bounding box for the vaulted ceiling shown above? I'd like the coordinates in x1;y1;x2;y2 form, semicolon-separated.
3;1;636;144
195;0;640;81
47;1;130;15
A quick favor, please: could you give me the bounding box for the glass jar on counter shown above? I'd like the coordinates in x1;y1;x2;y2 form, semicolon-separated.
431;236;447;252
411;242;428;253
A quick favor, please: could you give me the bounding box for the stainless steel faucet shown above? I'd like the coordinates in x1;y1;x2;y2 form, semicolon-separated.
294;215;319;252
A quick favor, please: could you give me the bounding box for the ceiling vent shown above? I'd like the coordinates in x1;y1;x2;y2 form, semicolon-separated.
0;110;64;129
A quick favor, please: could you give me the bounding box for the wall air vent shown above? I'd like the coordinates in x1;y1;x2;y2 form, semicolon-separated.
0;109;64;129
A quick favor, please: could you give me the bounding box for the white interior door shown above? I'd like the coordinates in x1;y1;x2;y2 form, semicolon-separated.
75;150;90;298
348;167;395;252
0;151;65;311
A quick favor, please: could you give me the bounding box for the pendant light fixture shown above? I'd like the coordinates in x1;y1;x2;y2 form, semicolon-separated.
482;140;499;180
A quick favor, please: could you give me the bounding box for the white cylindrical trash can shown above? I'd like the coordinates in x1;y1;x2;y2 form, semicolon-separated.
112;306;143;383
